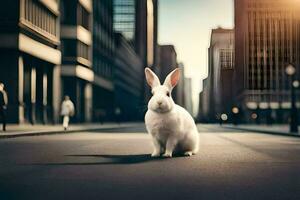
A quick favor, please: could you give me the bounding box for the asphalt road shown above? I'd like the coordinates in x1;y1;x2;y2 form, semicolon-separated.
0;124;300;200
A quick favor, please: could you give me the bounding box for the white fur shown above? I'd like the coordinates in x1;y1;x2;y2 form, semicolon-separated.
144;68;199;158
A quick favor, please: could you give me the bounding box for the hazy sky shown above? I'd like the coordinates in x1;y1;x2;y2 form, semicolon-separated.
158;0;234;116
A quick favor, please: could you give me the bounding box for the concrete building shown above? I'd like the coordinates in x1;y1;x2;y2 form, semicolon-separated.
0;0;61;124
198;28;234;122
176;62;186;107
184;78;194;115
234;0;300;123
114;33;144;121
92;0;115;122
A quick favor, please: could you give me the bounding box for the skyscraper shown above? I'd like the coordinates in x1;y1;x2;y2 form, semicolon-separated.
198;28;234;122
234;0;300;123
92;0;115;122
113;0;158;67
113;0;136;42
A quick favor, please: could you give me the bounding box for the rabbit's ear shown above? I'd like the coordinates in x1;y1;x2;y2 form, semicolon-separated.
163;68;180;89
145;67;160;88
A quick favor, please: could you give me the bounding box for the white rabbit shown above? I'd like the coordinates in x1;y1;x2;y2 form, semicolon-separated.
144;67;199;158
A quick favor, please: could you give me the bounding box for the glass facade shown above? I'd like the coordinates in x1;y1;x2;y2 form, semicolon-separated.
113;0;136;41
93;0;114;79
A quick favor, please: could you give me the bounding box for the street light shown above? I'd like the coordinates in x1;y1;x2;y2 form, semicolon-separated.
293;80;300;88
232;107;239;114
221;113;228;121
285;64;298;133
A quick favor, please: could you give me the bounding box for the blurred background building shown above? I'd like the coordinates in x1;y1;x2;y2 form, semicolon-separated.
184;77;193;115
198;28;234;123
198;0;300;125
92;0;115;122
234;0;300;123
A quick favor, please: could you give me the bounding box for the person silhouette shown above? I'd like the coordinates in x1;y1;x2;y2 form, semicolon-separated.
0;83;8;131
60;95;75;131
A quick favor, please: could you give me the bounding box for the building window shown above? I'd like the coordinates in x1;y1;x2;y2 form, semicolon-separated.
77;4;90;30
23;0;58;39
220;49;234;70
77;41;90;61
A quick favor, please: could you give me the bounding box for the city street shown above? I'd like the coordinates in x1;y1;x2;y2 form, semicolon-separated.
0;124;300;200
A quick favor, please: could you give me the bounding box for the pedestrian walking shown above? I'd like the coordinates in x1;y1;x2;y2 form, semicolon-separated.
0;83;8;131
60;96;75;131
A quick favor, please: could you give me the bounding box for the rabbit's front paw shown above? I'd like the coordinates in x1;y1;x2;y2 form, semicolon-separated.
151;152;161;157
162;152;172;158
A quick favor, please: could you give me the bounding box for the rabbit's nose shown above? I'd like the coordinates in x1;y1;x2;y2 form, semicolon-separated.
157;101;162;106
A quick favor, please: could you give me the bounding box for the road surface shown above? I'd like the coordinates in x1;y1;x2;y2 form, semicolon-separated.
0;124;300;200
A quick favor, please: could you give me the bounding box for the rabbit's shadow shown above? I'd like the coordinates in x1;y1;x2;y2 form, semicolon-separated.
33;154;187;166
65;154;158;165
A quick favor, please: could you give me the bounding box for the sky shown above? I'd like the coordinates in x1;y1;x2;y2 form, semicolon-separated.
158;0;234;116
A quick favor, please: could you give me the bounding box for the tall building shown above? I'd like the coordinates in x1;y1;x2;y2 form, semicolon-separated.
113;0;158;68
0;0;61;124
60;0;94;122
184;78;194;115
176;62;186;107
92;0;115;122
198;28;234;122
234;0;300;123
114;33;144;120
113;0;136;42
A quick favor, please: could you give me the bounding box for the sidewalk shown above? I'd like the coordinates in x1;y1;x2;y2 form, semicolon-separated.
223;124;300;137
0;123;141;139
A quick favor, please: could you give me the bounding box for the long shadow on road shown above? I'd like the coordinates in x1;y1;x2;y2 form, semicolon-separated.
29;154;190;166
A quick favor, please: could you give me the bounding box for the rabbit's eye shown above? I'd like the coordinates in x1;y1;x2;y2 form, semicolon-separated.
166;92;170;97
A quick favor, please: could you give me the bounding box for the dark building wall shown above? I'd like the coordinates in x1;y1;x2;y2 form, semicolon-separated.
0;0;61;124
0;50;19;123
234;0;247;102
92;0;115;122
220;69;234;114
114;33;144;121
